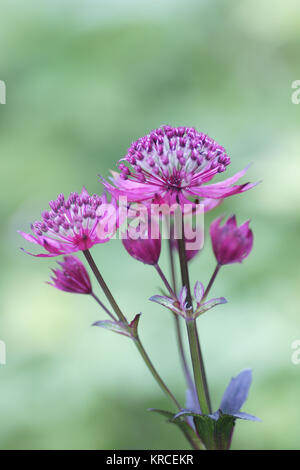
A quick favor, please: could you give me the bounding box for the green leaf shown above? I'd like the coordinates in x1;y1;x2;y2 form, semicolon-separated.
92;320;131;337
93;314;142;339
172;412;216;450
193;415;217;450
149;295;185;318
149;295;175;309
148;408;174;420
194;297;227;318
149;409;204;450
214;414;235;450
172;411;235;450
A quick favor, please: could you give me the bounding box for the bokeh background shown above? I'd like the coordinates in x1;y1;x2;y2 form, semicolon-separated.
1;0;300;450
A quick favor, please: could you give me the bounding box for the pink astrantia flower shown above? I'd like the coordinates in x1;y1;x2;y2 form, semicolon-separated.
210;215;253;265
48;256;92;294
19;187;118;257
102;125;257;209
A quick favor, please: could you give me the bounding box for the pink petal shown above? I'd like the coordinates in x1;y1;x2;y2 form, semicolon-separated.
101;177;159;202
202;198;224;212
226;215;237;228
21;248;59;258
80;186;89;198
18;231;39;245
204;165;251;188
188;181;257;199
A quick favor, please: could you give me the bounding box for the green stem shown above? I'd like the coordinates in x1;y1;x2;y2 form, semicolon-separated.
83;249;181;411
167;237;195;394
134;337;181;410
154;263;175;297
176;216;212;414
83;249;127;324
186;320;210;414
167;233;177;294
203;264;221;301
90;292;118;321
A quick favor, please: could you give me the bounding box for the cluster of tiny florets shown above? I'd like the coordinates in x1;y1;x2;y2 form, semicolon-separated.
31;191;104;239
118;125;230;189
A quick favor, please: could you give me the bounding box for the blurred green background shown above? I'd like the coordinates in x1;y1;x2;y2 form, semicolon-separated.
1;0;300;450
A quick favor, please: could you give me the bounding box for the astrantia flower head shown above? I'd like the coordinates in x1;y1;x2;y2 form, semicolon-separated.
210;215;253;265
19;187;118;257
102;125;257;209
48;255;92;294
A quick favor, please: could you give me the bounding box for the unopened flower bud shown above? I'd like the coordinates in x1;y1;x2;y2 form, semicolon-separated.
210;215;253;265
122;223;161;265
48;256;92;294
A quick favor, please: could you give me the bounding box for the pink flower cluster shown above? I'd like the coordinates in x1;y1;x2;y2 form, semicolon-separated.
19;187;118;257
18;124;259;451
102;125;257;209
19;124;255;285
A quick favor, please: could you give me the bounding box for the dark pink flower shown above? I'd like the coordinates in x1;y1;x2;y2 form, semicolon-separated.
210;215;253;265
48;255;92;294
122;223;161;265
102;126;257;209
19;187;119;257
